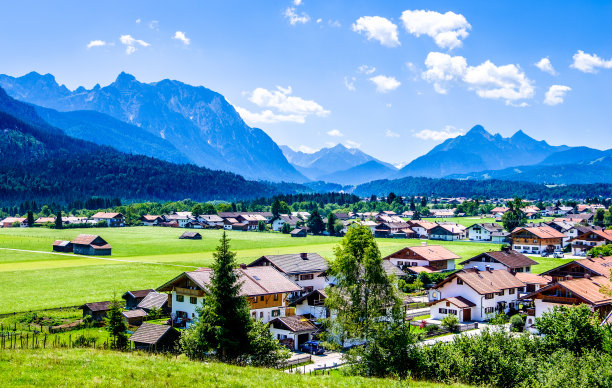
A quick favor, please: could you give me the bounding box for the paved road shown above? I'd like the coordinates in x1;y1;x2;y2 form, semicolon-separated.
286;351;344;374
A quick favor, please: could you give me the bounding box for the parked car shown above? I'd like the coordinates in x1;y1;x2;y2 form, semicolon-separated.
553;251;564;258
299;340;325;355
540;251;549;257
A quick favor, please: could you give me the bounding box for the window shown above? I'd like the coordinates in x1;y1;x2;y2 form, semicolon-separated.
485;307;495;314
176;294;184;302
497;290;505;296
260;296;265;302
271;309;280;317
273;294;279;301
448;309;457;315
457;278;463;285
485;293;494;300
509;288;515;295
190;297;197;304
251;312;256;318
259;311;263;318
439;308;448;314
300;274;314;281
251;297;257;303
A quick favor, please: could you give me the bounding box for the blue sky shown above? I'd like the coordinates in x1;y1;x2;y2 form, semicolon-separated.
1;0;612;166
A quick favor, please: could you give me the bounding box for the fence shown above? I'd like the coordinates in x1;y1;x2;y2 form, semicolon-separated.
0;306;81;319
0;331;111;350
277;354;311;371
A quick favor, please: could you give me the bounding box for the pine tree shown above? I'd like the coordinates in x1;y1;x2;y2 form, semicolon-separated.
104;299;128;349
307;209;325;235
55;211;63;229
327;212;337;236
26;211;34;227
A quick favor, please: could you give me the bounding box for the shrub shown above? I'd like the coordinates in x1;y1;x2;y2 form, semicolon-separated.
441;315;459;333
424;324;439;334
510;314;525;332
489;312;509;325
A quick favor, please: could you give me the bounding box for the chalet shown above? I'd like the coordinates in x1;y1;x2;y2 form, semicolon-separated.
247;253;328;293
137;291;170;314
290;228;307;238
383;243;460;273
236;214;265;230
91;212;124;227
491;207;509;216
271;215;301;231
141;215;164;226
545;221;589;245
269;315;318;351
514;272;551;293
376;215;405;223
374;222;415;238
510;226;565;255
407;221;438;238
122;289;154;309
80;301;111;321
179;231;202;240
157;266;302;327
428;268;525;322
568;229;612;256
289;289;329;319
554;213;594;225
1;217;26;227
35;217;55;225
429;223;467;241
459;248;538;273
72;234;112;256
540;256;612;282
129;323;181;351
467;223;504;242
52;240;73;252
122;309;148;326
164;213;191;228
334;212;350;221
198;214;224;227
429;209;455;218
62;216;89;225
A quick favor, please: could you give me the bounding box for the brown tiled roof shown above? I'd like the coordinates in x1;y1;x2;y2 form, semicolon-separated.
92;212;123;219
271;315;317;333
80;301;111;312
460;250;538;269
72;234;105;245
437;269;525;295
514;272;551;285
556;276;611;305
407;245;459;262
129;323;176;344
142;215;162;221
512;226;566;239
409;221;438;230
468;223;503;232
35;217;56;223
540;256;612;279
404;265;436;274
122;309;148;319
428;296;476;309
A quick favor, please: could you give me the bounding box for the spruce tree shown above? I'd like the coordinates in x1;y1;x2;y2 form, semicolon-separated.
327;212;337;236
307;209;325;235
26;211;34;227
105;299;128;349
55;210;63;229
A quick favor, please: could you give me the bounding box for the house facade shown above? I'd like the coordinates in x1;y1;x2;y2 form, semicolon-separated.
383;243;460;273
467;223;504;241
429;223;467;241
247;253;328;293
72;234;112;256
269;315;318;351
271;215;301;231
459;249;538;273
510;226;565;254
568;229;612;256
92;212;124;227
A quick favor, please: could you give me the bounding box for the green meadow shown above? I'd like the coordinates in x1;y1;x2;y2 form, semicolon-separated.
0;226;565;313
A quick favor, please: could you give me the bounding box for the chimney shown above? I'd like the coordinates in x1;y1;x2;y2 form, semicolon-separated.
421;241;427;247
585;273;591;279
485;265;492;272
501;246;510;252
300;253;308;260
239;264;247;269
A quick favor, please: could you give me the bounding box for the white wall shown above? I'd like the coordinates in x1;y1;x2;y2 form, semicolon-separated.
461;261;508;272
295;300;328;319
468;228;492;241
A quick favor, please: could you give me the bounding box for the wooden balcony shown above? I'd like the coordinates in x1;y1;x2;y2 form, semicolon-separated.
541;296;579;305
175;287;205;297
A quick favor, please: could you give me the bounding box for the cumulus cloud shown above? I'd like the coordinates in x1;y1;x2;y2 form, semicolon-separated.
385;129;400;138
571;50;612;73
173;31;190;45
235;107;305;124
352;16;400;47
136;19;141;24
369;75;401;93
293;0;302;5
119;35;150;54
413;125;463;141
149;20;159;30
344;76;356;91
535;57;557;75
344;140;361;148
285;7;310;25
327;129;343;137
86;40;107;49
543;85;571;106
358;65;376;74
400;10;471;50
422;52;534;105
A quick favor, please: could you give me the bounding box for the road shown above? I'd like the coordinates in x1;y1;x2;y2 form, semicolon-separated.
286;351;344;374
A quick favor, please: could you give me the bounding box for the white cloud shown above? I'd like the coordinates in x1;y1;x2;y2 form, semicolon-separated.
422;52;534;105
293;0;302;5
135;19;141;24
344;140;361;148
543;85;571;106
385;129;400;138
316;18;322;23
86;40;107;49
173;31;190;45
358;65;376;74
344;76;356;91
235;107;305;124
148;20;159;30
119;35;150;55
413;125;464;141
534;57;557;75
571;50;612;73
285;7;310;25
328;20;341;28
352;16;400;47
369;75;401;93
400;10;471;50
327;129;343;137
297;145;318;153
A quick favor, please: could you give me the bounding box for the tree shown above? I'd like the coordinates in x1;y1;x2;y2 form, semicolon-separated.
181;232;252;362
201;203;216;215
386;192;397;204
441;315;459;333
55;210;63;229
370;194;377;203
420;196;427;208
307;209;325;235
588;244;612;258
247;320;290;367
104;299;128;349
594;208;605;227
271;200;291;218
257;220;266;232
281;222;292;234
327;212;337;236
536;304;604;354
191;203;204;218
502;198;526;231
26;211;34;227
411;210;421;220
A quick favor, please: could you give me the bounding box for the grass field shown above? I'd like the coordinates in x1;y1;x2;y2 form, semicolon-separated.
0;348;474;387
0;226;568;313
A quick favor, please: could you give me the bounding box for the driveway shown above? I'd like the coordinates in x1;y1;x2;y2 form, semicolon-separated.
286;351;344;374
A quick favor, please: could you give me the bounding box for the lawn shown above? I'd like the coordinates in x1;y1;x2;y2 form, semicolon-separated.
0;348;475;387
0;226;565;313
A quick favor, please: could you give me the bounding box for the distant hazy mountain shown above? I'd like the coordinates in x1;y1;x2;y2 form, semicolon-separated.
0;72;306;183
397;125;572;178
281;143;396;184
319;160;397;186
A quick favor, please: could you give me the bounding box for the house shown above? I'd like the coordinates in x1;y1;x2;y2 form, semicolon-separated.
374;222;415;238
467;223;504;242
179;231;202;240
459;248;538;273
272;215;301;231
52;240;73;252
122;289;154;309
164;213;192;228
91;212;124;227
429;209;455;218
137;291;170;314
72;234;112;256
383;243;460;273
62;216;89;225
129;323;181;351
545;221;588;245
554;213;594;225
290;228;307;238
334;212;350;221
141;215;164;226
198;214;224;227
157;266;302;327
289;289;329;320
376;215;405;224
540;256;612;282
269;315;318;351
407;221;438;238
491;207;509;216
122;309;148;326
247;253;328;293
35;217;55;225
80;301;111;321
236;214;265;230
1;217;26;227
514;272;551;293
428;268;525;322
568;229;612;256
510;226;565;255
429;223;467;241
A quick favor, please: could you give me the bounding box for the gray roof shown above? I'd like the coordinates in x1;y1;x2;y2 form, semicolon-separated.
122;309;148;319
129;323;175;344
137;291;168;310
382;260;407;277
249;253;328;275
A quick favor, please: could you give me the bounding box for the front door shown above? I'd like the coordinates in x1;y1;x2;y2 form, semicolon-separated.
463;308;471;321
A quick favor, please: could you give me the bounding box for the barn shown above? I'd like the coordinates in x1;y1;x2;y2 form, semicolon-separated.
179;231;202;240
52;240;73;252
72;234;112;256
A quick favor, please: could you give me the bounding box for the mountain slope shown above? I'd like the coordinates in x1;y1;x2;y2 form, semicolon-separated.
397;125;573;178
318;160;397;186
0;72;306;182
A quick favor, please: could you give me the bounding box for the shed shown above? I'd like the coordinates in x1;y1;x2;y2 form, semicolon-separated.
179;231;202;240
129;323;180;351
122;308;148;326
122;289;154;309
79;301;111;321
290;228;307;238
269;315;318;350
52;240;73;253
137;291;170;314
72;234;112;256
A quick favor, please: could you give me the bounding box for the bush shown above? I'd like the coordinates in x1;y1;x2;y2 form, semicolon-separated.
441;315;459;333
424;324;439;334
510;314;525;332
489;312;509;325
